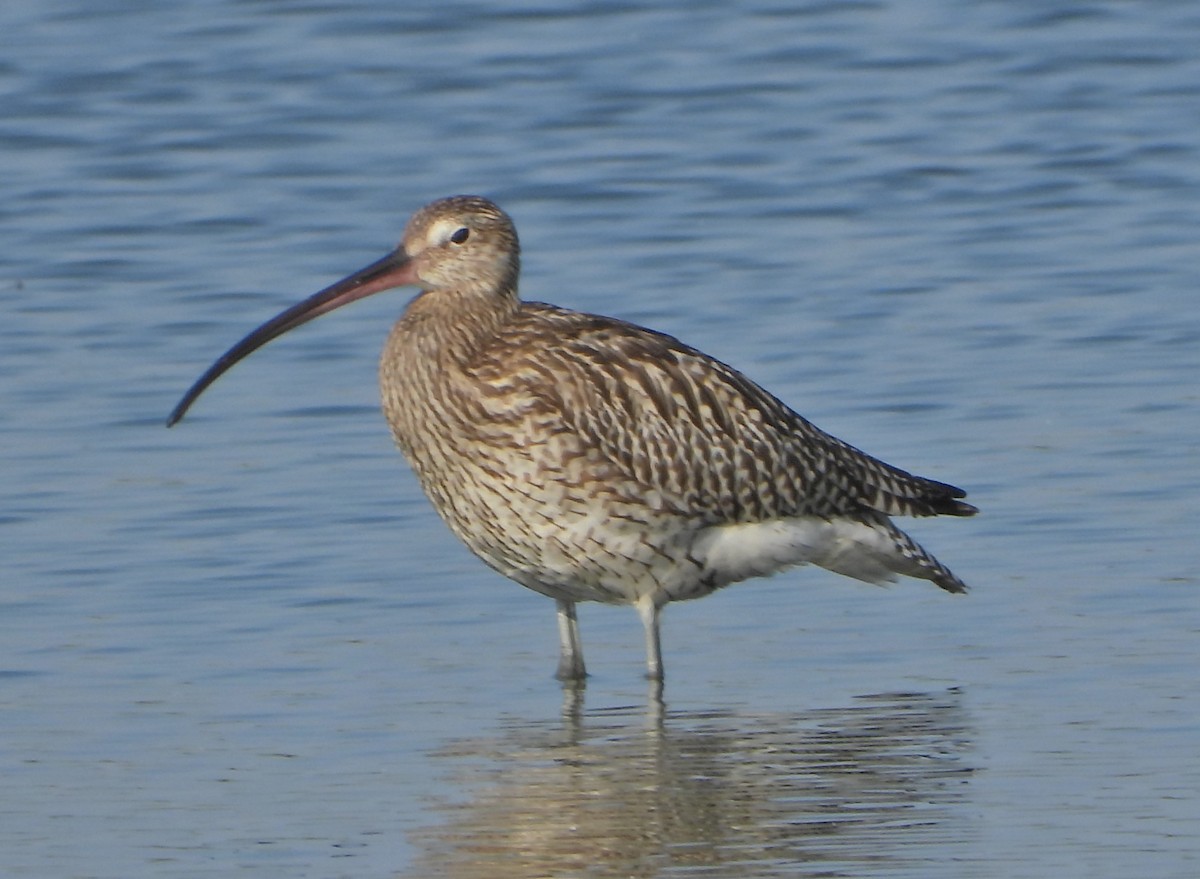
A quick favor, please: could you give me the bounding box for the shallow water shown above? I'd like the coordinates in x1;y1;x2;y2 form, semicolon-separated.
3;1;1198;876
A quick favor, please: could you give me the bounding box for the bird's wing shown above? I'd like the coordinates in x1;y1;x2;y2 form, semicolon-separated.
476;304;974;524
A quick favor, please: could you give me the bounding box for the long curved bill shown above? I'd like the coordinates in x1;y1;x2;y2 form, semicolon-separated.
167;249;418;427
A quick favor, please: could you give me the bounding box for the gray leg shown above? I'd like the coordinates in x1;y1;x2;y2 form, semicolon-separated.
635;595;664;682
555;599;587;681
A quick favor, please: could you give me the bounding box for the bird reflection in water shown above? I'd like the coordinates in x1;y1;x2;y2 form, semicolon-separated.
402;690;974;878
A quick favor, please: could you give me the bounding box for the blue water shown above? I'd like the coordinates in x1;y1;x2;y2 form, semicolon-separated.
3;1;1198;876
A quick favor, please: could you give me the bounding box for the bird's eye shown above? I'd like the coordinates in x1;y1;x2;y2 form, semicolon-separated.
449;227;470;244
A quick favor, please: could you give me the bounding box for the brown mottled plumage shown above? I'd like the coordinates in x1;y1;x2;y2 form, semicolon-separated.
169;195;976;683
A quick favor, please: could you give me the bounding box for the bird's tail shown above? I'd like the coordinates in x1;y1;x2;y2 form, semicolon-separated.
815;516;969;594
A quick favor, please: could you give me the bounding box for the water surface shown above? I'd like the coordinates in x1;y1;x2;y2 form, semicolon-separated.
2;1;1198;876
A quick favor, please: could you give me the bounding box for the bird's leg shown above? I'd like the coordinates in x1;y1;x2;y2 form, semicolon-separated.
554;599;587;682
636;595;665;682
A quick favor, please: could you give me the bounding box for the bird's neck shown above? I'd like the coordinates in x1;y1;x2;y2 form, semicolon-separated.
391;283;520;368
380;283;521;469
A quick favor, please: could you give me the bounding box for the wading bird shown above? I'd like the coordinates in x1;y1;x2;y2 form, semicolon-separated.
169;196;975;683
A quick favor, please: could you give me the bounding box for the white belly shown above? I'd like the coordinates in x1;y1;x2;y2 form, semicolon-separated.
691;516;905;591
